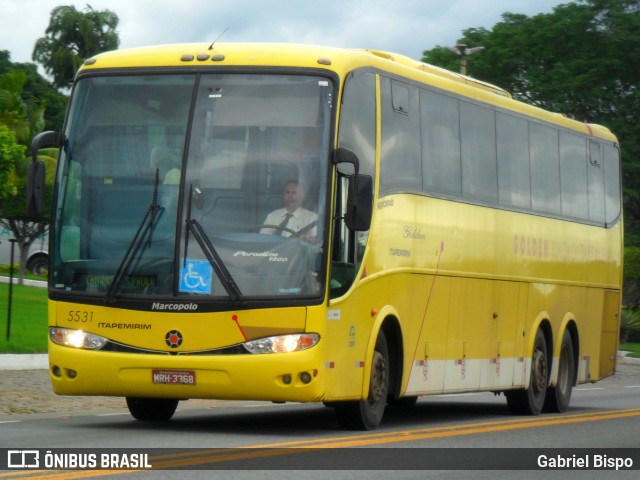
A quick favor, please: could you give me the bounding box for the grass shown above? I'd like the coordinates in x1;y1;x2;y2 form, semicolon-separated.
0;265;47;282
0;281;48;353
619;343;640;359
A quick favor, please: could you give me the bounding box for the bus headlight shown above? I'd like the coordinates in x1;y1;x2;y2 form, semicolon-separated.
243;333;320;354
50;327;108;350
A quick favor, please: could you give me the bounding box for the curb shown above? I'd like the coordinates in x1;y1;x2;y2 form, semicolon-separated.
0;354;48;370
618;352;640;365
0;277;47;288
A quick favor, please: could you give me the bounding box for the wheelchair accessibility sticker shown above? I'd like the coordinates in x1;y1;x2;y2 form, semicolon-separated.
179;259;212;294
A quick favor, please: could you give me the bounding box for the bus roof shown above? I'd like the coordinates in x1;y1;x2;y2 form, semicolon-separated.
80;42;617;143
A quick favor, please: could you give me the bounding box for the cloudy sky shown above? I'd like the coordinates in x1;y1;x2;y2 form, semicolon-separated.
3;0;569;66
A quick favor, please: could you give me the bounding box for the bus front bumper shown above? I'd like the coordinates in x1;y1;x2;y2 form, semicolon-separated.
48;341;325;403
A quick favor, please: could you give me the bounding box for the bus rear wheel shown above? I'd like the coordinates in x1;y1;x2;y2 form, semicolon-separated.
544;330;575;413
334;331;389;430
126;397;179;421
506;329;548;415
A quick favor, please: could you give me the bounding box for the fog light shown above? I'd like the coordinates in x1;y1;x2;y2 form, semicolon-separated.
67;369;77;379
300;372;312;384
282;374;292;385
52;366;62;377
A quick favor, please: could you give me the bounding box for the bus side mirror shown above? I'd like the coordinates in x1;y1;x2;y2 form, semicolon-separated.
334;148;373;232
346;174;373;231
27;131;65;217
26;161;45;218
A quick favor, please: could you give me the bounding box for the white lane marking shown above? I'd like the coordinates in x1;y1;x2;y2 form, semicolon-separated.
439;393;485;397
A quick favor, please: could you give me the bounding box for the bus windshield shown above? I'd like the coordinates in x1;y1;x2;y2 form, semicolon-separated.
51;73;333;301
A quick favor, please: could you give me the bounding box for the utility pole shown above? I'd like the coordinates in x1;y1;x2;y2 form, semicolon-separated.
6;238;17;340
447;44;485;75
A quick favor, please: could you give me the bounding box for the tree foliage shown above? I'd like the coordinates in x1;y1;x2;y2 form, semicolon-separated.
32;4;119;89
0;51;63;281
0;50;66;134
624;246;640;308
0;125;24;199
620;307;640;343
0;146;56;282
0;70;44;144
422;0;640;243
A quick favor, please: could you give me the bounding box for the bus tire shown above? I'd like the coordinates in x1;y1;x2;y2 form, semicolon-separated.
27;255;48;275
506;329;548;415
334;331;389;430
126;397;179;421
544;330;575;413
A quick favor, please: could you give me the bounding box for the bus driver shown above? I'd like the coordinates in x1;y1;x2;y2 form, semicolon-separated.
261;180;317;242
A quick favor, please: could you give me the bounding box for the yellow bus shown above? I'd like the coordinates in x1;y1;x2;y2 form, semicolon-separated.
30;43;622;430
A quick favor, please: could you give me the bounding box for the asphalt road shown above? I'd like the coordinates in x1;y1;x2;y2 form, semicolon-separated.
1;363;639;479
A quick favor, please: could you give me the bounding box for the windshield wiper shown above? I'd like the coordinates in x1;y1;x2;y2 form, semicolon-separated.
105;170;163;303
184;184;243;303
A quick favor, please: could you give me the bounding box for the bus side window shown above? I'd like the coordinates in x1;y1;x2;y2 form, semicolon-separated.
330;261;356;297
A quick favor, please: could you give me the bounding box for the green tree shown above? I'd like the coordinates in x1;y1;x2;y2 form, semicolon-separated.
0;51;66;283
0;147;56;282
422;0;640;243
0;125;24;199
32;4;119;90
0;70;41;144
624;246;640;308
0;51;67;140
620;307;640;343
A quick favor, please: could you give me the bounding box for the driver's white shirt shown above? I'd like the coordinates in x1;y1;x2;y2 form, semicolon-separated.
261;207;318;237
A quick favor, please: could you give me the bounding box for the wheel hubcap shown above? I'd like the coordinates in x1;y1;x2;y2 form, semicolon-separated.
532;347;547;395
369;351;387;405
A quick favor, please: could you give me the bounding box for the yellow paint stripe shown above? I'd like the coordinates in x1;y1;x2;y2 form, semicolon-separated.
0;472;123;480
0;472;56;478
236;407;640;448
9;408;640;478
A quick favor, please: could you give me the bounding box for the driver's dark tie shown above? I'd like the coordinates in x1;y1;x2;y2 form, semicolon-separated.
278;213;293;236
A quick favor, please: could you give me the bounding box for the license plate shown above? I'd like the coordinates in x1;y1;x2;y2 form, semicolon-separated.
152;369;196;385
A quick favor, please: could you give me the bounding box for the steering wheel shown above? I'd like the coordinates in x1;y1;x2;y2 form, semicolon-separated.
253;220;317;239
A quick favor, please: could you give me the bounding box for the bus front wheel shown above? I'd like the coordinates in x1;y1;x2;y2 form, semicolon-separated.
334;331;389;430
506;329;548;415
126;397;179;421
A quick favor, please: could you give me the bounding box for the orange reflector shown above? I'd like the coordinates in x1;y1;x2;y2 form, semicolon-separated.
298;335;315;349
